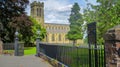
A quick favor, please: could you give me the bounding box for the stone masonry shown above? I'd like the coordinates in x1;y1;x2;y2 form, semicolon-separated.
104;25;120;67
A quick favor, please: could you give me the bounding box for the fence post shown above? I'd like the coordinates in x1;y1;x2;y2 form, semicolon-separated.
87;22;97;67
36;30;40;56
0;38;3;55
36;37;40;56
14;31;19;56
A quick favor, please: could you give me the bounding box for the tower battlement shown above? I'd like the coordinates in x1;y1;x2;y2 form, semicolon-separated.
30;1;44;26
31;1;44;8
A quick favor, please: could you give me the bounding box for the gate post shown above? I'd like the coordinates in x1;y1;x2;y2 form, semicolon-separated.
87;22;98;67
104;25;120;67
14;31;19;56
36;30;40;56
36;37;40;56
0;38;3;55
0;23;3;55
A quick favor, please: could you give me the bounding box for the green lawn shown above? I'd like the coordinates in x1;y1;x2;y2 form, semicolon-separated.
3;47;36;55
24;47;36;55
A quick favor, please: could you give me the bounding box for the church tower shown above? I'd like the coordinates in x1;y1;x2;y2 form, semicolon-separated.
30;1;44;26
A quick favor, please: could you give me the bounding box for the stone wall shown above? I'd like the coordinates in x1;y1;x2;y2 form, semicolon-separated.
104;25;120;67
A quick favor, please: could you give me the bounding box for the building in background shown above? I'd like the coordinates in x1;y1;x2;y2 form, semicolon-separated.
30;1;83;44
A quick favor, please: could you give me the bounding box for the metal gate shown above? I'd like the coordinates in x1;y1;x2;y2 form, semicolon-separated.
2;43;24;56
87;22;105;67
38;22;106;67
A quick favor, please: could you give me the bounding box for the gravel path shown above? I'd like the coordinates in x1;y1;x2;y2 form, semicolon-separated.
0;55;53;67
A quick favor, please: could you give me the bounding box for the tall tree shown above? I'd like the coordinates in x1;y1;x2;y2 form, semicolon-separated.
29;17;46;43
0;0;30;42
10;14;33;45
67;3;83;45
84;0;120;45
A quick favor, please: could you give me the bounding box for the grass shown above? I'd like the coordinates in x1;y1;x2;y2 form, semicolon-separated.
3;50;14;55
3;47;36;55
24;47;36;55
73;48;104;67
66;47;89;67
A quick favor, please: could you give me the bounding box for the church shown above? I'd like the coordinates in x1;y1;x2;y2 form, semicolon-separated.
30;1;83;44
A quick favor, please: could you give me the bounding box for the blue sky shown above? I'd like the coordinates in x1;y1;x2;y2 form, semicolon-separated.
26;0;97;24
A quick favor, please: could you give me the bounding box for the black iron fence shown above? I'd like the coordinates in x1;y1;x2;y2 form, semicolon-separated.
39;43;105;67
2;43;14;55
3;43;14;50
2;43;24;56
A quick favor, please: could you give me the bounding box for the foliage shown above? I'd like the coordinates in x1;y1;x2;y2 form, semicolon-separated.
84;0;120;45
29;16;46;42
67;3;84;45
0;0;29;42
10;14;33;45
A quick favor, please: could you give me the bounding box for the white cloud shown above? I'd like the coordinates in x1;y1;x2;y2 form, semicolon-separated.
47;14;56;19
43;0;72;24
56;5;72;12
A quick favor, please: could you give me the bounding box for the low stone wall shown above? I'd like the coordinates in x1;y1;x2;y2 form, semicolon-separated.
38;52;68;67
104;25;120;67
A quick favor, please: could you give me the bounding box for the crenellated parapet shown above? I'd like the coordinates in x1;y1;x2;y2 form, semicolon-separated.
30;1;44;8
30;1;44;26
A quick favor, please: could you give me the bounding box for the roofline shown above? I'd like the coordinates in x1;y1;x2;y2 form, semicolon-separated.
44;23;70;25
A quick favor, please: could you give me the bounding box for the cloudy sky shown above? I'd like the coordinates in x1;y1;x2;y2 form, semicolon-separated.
26;0;97;24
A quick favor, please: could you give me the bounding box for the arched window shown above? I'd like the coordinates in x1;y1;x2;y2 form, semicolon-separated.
31;8;34;15
65;37;68;41
40;8;41;17
52;26;54;29
52;34;55;41
46;34;48;42
59;34;61;41
37;8;39;16
59;27;60;29
62;27;63;30
49;26;51;29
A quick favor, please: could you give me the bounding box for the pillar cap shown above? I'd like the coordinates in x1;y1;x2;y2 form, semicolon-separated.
104;25;120;41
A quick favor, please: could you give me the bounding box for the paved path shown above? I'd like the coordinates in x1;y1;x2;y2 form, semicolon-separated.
0;55;53;67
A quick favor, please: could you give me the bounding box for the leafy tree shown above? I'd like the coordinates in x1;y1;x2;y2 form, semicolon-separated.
29;17;46;43
10;14;33;45
67;3;84;45
84;0;120;45
0;0;30;42
83;3;98;44
9;15;46;46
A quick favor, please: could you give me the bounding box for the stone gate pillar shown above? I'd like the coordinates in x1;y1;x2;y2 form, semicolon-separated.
104;25;120;67
0;38;3;55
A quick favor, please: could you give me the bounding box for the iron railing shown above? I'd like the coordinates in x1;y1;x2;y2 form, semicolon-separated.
39;43;105;67
3;43;14;50
2;43;24;56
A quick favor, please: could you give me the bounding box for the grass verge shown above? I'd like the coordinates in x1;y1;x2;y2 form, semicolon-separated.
24;47;36;55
